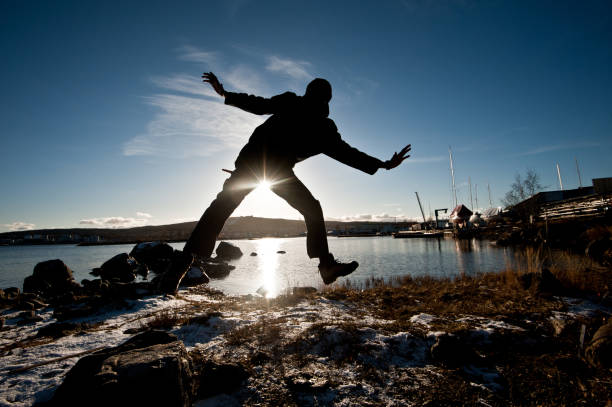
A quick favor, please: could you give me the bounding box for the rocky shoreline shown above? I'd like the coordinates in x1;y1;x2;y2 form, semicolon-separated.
0;240;611;406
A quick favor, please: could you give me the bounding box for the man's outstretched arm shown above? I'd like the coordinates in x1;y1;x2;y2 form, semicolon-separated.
323;122;411;175
202;71;294;115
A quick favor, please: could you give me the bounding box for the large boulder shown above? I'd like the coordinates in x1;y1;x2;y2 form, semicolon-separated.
49;330;195;407
195;360;249;399
200;261;235;279
23;259;80;300
180;266;210;287
93;253;139;283
129;241;175;274
215;241;243;260
585;319;612;369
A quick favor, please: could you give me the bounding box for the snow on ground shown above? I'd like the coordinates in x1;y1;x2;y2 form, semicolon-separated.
1;289;609;407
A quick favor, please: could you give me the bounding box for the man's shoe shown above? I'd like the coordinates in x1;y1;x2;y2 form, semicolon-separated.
318;256;359;285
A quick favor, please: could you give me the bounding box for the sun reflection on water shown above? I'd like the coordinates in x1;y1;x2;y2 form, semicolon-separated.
256;238;281;298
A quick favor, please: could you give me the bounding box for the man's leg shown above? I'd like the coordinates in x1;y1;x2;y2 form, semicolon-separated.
271;172;358;284
270;172;329;259
184;170;255;259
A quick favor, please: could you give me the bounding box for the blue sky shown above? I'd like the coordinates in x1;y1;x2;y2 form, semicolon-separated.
1;0;611;232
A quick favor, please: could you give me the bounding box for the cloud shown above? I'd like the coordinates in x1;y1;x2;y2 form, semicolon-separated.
79;216;149;228
127;47;315;157
123;93;264;157
406;155;447;164
136;212;152;218
517;142;601;156
150;73;218;98
224;65;265;94
78;219;101;225
4;221;35;231
266;56;311;80
177;45;218;66
338;213;411;222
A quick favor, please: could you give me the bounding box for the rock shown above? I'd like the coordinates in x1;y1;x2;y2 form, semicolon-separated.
277;250;286;254
17;310;43;325
97;253;139;282
20;292;46;303
16;301;35;311
0;317;4;329
201;261;235;279
215;241;243;260
37;322;92;339
49;330;195;407
250;252;258;256
4;287;20;299
585;319;612;368
519;268;564;295
195;359;249;399
23;259;81;300
129;241;175;274
430;333;480;367
106;281;147;299
53;302;97;321
180;266;210;287
156;251;194;294
82;278;110;294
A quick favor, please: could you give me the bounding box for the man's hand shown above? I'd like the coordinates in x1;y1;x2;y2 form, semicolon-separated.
202;72;226;97
384;144;411;170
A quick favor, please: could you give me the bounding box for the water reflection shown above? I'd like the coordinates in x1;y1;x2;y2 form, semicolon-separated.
256;238;280;298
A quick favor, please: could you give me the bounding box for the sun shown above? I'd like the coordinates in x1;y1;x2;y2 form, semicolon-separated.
258;180;272;190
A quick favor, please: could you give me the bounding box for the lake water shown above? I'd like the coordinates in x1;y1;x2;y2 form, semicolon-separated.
0;237;520;297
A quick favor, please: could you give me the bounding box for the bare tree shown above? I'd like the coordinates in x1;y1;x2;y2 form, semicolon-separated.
502;169;543;207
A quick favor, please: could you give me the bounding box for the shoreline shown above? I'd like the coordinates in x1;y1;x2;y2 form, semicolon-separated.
1;268;610;406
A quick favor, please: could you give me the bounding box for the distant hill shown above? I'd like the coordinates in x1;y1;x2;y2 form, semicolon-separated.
0;216;415;245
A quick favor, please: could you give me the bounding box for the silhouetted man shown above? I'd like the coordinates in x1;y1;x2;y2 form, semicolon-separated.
184;72;411;284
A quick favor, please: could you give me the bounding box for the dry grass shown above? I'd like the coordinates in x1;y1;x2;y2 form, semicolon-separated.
224;317;284;346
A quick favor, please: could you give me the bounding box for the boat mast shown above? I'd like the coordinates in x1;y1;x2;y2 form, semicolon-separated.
469;176;473;209
415;192;427;224
449;147;457;207
488;183;492;207
556;163;564;190
575;157;583;188
475;184;478;211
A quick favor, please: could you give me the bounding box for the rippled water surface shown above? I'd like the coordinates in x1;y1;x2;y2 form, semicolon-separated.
0;237;519;296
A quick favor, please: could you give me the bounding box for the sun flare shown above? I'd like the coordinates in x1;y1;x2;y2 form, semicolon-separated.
258;180;272;190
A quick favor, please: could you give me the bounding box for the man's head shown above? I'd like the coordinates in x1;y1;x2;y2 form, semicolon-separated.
305;78;332;102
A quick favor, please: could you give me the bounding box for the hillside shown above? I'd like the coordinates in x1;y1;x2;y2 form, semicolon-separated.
0;217;415;245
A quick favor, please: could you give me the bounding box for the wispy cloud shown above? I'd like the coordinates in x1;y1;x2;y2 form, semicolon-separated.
335;213;413;222
126;47;315;158
406;155;447;164
79;216;150;228
517;142;601;156
123;93;264;157
150;73;218;98
4;221;35;231
177;45;218;66
136;212;152;218
266;56;311;80
224;65;265;94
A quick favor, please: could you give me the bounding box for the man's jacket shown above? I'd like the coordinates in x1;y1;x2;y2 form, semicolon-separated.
225;91;383;175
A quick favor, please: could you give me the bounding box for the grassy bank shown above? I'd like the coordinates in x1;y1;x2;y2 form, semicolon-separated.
1;261;610;406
